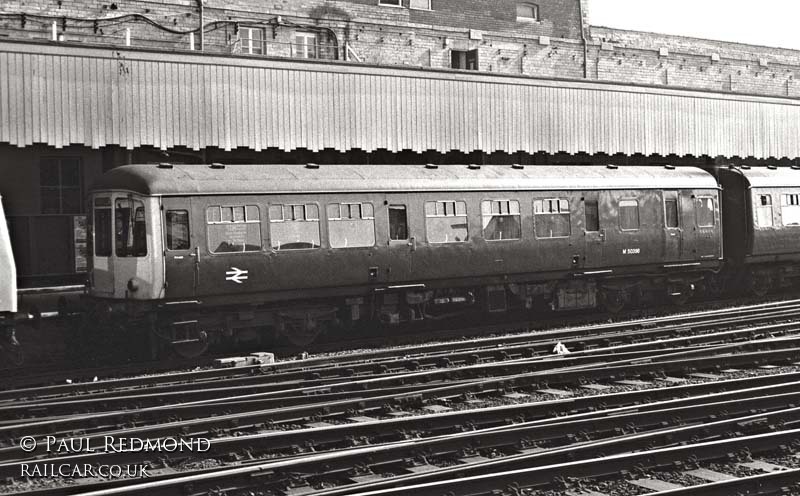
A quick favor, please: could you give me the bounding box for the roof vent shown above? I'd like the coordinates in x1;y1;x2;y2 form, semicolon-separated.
305;163;320;169
511;163;525;170
425;163;438;170
209;163;225;169
664;164;676;170
157;163;173;169
606;164;618;170
767;164;778;170
741;165;751;170
468;164;481;170
791;165;800;170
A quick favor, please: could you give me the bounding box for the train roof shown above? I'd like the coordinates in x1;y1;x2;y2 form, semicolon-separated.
89;164;719;196
723;166;800;188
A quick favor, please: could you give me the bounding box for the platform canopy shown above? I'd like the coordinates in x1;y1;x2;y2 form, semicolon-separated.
2;40;800;159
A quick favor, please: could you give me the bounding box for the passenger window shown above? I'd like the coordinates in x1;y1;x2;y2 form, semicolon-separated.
584;200;599;232
619;199;640;231
425;200;469;243
327;202;376;248
695;197;715;228
269;203;321;250
115;198;147;257
781;193;800;226
206;205;262;253
533;198;571;238
481;200;521;241
165;210;190;250
94;206;112;257
389;205;408;240
665;199;679;228
755;194;773;228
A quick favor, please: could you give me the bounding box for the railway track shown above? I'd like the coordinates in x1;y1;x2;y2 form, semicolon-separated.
2;300;800;495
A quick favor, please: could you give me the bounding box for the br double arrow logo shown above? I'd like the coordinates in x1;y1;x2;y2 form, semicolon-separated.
225;267;249;284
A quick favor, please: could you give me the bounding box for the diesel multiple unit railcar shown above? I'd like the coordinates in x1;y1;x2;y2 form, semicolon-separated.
86;163;723;357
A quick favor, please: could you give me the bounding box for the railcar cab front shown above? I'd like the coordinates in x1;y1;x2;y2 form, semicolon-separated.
89;192;164;301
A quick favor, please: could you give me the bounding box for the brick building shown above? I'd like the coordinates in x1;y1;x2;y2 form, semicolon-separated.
1;0;800;284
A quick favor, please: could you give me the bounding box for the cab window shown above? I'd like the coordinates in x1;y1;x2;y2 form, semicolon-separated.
269;203;321;250
206;205;262;253
115;198;147;257
94;197;112;257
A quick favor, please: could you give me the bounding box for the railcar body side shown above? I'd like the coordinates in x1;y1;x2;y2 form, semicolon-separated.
719;166;800;293
0;195;17;315
87;164;722;352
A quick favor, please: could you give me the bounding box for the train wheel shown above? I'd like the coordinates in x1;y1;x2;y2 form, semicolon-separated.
172;330;209;359
600;289;626;314
748;271;772;297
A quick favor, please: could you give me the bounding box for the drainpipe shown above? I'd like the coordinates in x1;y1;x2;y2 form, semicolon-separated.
197;0;204;51
578;0;588;78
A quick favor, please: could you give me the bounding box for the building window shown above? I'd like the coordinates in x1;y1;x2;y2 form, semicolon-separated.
379;0;402;5
481;200;521;241
327;203;376;248
166;210;190;250
534;198;570;238
410;0;431;9
115;198;147;258
40;157;82;214
239;26;264;55
425;200;469;243
516;3;539;21
389;205;409;240
755;194;773;228
269;203;321;250
451;49;479;70
695;197;715;228
781;193;800;226
206;205;262;253
584;200;599;232
619;199;640;231
294;32;319;59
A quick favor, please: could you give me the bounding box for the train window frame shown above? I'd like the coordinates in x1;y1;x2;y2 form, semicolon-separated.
695;196;716;228
115;198;148;258
533;198;571;239
165;210;191;251
754;194;773;228
205;205;262;254
93;202;112;258
268;203;322;251
664;198;679;229
781;193;800;226
584;200;600;233
424;200;470;244
388;205;409;241
618;199;640;231
327;202;377;249
481;199;522;241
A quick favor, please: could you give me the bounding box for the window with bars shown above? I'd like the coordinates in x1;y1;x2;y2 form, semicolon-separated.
755;194;773;228
481;200;521;241
782;193;800;226
425;200;469;243
40;158;82;214
206;205;262;253
327;203;376;248
269;203;321;250
533;198;570;238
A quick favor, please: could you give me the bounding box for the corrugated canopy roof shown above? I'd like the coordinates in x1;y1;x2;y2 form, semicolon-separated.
90;164;719;196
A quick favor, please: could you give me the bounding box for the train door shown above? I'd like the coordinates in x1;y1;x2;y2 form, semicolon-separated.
386;199;415;283
692;194;720;259
161;197;197;298
582;192;604;268
663;191;682;261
